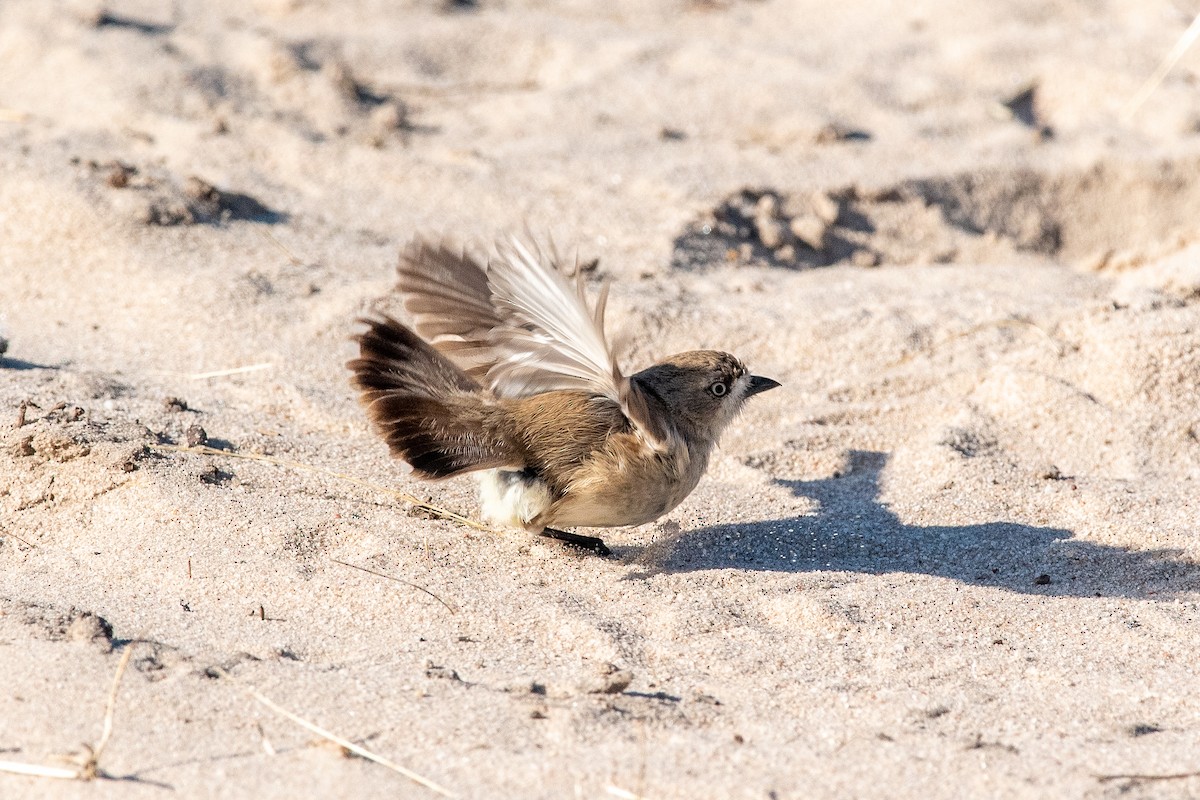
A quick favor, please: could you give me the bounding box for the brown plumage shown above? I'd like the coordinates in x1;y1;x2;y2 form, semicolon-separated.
348;236;779;554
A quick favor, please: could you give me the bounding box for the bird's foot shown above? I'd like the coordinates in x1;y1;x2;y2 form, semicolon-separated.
539;528;611;557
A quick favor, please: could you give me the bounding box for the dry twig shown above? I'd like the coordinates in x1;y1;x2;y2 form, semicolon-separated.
1123;10;1200;120
0;529;39;549
1096;771;1200;784
149;443;495;533
331;558;458;614
248;688;456;797
606;785;655;800
258;229;307;266
183;363;274;380
0;642;136;781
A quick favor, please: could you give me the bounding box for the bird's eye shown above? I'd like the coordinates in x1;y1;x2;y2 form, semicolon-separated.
710;381;728;397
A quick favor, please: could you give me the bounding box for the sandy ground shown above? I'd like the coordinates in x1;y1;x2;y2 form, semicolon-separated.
2;1;1200;797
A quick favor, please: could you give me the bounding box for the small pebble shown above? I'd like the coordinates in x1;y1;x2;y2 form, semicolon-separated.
185;425;208;447
581;662;634;694
67;612;114;653
106;162;136;188
755;216;784;249
850;250;880;267
810;191;841;224
790;215;827;250
424;661;462;681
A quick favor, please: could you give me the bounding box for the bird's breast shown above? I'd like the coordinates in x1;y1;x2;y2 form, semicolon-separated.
544;435;710;529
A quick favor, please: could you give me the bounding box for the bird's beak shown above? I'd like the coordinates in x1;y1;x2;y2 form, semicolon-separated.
745;375;781;397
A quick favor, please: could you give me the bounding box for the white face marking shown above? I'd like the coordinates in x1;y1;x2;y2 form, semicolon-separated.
700;372;752;441
731;372;752;400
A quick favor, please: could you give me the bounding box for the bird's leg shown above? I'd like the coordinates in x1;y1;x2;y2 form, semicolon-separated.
539;527;611;557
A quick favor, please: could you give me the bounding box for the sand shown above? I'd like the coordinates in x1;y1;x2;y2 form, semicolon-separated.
2;1;1199;797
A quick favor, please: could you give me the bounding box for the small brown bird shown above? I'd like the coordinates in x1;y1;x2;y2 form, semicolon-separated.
348;236;780;555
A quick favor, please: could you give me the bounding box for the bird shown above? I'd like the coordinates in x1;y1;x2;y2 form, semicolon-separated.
347;236;780;556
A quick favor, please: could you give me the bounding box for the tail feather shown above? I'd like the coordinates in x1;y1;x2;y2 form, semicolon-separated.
348;316;520;479
349;315;479;401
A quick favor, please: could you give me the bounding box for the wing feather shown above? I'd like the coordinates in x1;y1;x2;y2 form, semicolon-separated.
395;240;503;379
391;234;671;451
486;237;623;399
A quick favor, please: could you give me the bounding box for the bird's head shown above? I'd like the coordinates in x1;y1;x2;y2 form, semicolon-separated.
630;350;780;447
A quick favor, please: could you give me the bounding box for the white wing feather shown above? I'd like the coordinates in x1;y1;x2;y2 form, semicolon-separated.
485;237;624;402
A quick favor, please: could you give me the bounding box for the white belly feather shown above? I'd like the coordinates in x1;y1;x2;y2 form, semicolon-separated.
478;469;554;530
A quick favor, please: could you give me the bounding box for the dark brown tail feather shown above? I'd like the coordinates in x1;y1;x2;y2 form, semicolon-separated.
348;316;519;479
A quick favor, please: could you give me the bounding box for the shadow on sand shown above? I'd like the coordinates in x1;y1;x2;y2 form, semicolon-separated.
645;451;1197;599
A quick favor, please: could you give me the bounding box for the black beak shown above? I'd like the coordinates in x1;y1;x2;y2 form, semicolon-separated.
745;375;781;397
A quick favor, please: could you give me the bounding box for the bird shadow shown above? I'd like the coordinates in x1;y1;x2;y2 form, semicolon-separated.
637;451;1198;599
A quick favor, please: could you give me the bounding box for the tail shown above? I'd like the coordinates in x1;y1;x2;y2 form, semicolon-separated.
347;315;519;479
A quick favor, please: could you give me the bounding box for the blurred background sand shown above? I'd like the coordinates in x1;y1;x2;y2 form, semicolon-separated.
1;1;1199;797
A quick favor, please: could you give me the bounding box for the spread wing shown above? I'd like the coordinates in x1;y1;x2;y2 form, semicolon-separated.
395;240;501;382
394;235;672;450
